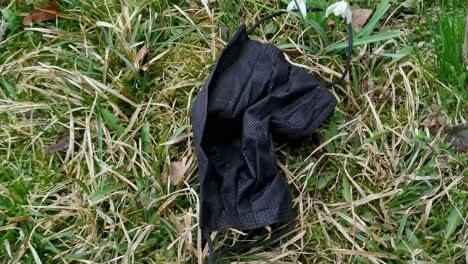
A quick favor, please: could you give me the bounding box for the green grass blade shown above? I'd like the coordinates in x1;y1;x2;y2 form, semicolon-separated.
445;206;465;240
89;183;124;203
0;77;18;101
141;122;152;155
342;176;351;202
356;0;391;39
325;31;402;53
100;108;126;137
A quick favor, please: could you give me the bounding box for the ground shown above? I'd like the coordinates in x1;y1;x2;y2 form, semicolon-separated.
0;0;467;263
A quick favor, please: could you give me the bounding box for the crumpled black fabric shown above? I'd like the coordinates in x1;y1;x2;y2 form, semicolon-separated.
192;24;338;233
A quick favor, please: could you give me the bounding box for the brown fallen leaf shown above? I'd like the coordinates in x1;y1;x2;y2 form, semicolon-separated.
220;25;229;40
170;161;187;185
188;0;199;11
421;117;438;131
352;9;373;32
7;216;31;222
134;45;148;67
45;135;70;154
283;49;303;56
23;0;59;26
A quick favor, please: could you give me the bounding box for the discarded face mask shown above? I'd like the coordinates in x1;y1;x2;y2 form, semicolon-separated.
191;8;353;264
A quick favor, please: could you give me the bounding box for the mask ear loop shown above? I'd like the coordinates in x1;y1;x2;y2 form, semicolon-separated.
203;229;215;264
204;220;298;264
247;8;354;87
328;23;353;87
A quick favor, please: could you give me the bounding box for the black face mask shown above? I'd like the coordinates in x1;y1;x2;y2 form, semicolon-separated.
191;9;353;264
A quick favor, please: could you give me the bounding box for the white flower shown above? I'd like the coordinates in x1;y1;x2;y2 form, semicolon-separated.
287;0;308;19
326;0;352;24
201;0;215;6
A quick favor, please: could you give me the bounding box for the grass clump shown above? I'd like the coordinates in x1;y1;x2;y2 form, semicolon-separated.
433;5;467;90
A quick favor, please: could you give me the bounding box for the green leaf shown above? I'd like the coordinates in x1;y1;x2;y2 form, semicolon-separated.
74;179;90;195
364;130;389;144
315;174;334;190
444;206;465;240
0;196;12;210
1;8;21;31
97;111;104;162
405;228;420;250
371;46;414;66
114;50;136;71
372;46;414;59
326;31;402;53
342;176;351;202
66;252;92;260
89;183;124;203
100;108;125;137
397;214;409;240
457;72;467;88
0;77;18;101
264;22;278;35
173;125;187;138
141;122;152;154
278;43;317;54
154;26;197;53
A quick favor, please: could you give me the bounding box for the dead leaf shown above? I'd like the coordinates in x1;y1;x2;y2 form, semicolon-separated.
170;161;187;185
23;16;33;27
187;0;199;17
421;118;438;131
444;123;468;153
327;19;336;27
421;105;443;131
220;25;229;40
419;15;427;24
7;216;30;222
188;0;199;10
23;1;58;26
283;49;303;56
45;135;70;154
352;9;373;32
134;45;148;67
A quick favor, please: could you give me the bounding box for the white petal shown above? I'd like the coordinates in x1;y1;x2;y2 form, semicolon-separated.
325;2;340;18
288;0;308;18
327;1;353;23
333;7;342;17
343;7;352;23
201;0;209;5
287;0;297;12
337;3;348;14
298;0;308;18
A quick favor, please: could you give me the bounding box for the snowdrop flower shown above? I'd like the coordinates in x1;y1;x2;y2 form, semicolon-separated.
326;0;352;24
201;0;215;6
287;0;308;19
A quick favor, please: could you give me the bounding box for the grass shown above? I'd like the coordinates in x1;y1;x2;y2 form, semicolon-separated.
0;0;467;263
